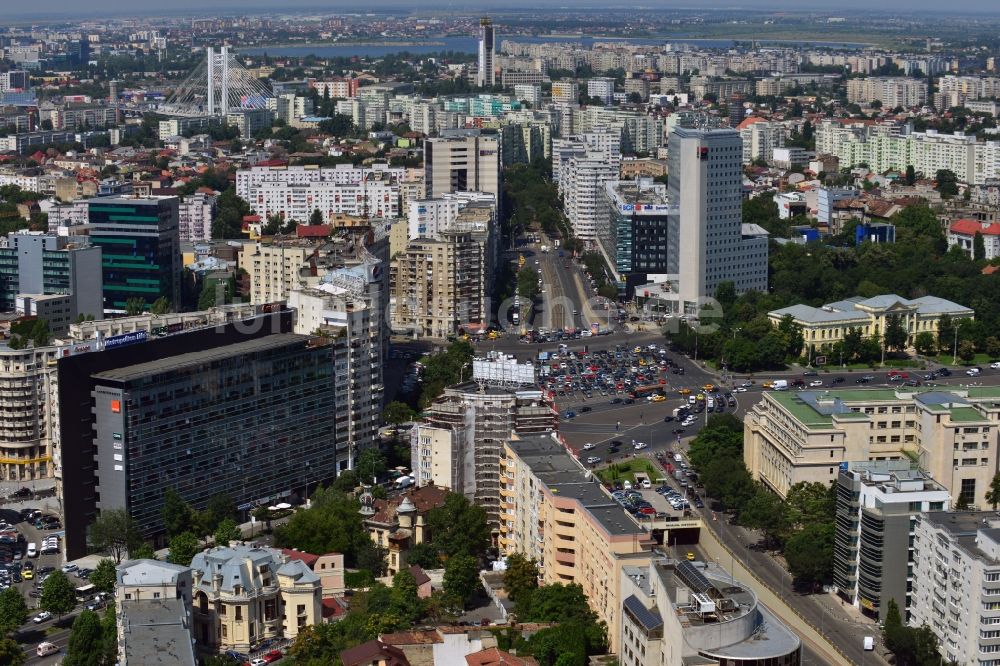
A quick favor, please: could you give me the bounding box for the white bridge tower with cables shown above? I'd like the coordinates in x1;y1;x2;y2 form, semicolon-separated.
159;45;271;117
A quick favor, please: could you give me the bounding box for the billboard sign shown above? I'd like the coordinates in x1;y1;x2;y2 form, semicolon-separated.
104;330;148;350
472;357;536;385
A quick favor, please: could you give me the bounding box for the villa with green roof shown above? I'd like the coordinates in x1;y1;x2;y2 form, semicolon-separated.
744;386;1000;508
768;294;974;356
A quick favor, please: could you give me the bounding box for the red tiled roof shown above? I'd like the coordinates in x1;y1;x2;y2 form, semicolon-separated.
296;224;331;238
242;215;261;223
321;596;347;619
280;548;319;568
380;630;443;645
370;485;449;524
340;640;410;666
950;219;1000;236
736;116;765;131
982;265;999;275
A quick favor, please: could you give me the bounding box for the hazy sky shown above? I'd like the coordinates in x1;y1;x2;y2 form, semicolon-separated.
9;0;1000;18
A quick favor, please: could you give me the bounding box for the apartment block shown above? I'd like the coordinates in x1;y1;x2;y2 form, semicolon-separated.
768;293;974;356
238;169;399;223
619;558;801;666
738;118;784;164
116;559;196;666
744;386;1000;508
833;461;949;622
178;192;216;243
86;196;181;313
423;132;501;211
391;232;486;338
238;236;336;304
562;154;619;242
551;81;579;105
190;545;321;651
909;511;1000;665
948;219;1000;260
416;382;553;527
501;433;654;654
846;77;928;108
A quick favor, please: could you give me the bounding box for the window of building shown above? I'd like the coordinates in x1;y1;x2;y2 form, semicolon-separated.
235;606;242;621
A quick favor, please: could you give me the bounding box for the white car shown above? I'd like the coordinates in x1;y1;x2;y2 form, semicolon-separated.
61;563;78;574
586;456;601;465
633;442;648;450
741;381;753;387
809;380;823;387
734;386;748;393
967;367;982;376
991;362;1000;369
583;442;596;450
33;611;52;624
641;479;652;489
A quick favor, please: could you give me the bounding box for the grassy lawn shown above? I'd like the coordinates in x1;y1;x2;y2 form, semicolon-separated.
595;458;660;485
934;353;998;367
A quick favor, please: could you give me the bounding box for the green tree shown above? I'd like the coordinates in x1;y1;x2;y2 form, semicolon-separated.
205;493;238;531
883;314;908;352
89;559;118;595
167;532;201;566
63;610;105;666
0;638;25;666
150;296;172;315
987;336;1000;360
784;482;835;529
356;447;387;484
905;164;916;185
41;570;77;617
406;542;441;570
987;473;1000;510
503;553;540;606
958;339;977;364
974;231;987;261
784;522;835;584
213;187;252;239
428;493;491;560
518;583;597;623
197;278;227;310
383;401;415;427
273;486;372;567
443;553;480;608
0;586;28;634
124;296;145;316
309;209;324;226
914;331;937;356
390;568;423;625
131;542;157;560
937;314;955;354
162;488;195;538
935;168;959;198
739;489;788;546
214;518;242;547
88;508;142;564
517;266;540;300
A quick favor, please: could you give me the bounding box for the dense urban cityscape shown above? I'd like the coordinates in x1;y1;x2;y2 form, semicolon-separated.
4;3;1000;665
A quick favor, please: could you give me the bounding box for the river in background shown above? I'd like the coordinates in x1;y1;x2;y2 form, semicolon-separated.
239;34;870;59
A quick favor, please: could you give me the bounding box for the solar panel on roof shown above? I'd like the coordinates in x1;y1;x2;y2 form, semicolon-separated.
676;560;712;594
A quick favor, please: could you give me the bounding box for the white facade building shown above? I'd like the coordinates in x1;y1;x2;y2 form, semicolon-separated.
667;127;768;314
177;192;216;243
846;77;928;108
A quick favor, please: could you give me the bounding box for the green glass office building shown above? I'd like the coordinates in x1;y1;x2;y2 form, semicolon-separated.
87;197;181;313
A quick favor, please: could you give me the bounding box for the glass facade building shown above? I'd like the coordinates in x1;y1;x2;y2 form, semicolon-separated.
600;179;673;296
87;197;180;313
89;333;337;541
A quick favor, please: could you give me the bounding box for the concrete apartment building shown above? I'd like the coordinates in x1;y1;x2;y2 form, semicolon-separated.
846;77;928;108
190;545;322;652
414;380;554;528
177;192;217;243
501;434;654;654
738;118;784;164
909;511;1000;665
391;232;486;338
618;558;801;666
238;236;334;304
562;154;620;243
744;387;1000;508
768;294;974;357
424;132;501;211
833;461;950;622
667;127;769;314
116;559;196;666
86;196;181;313
551;81;579;105
477;17;497;87
0;344;64;483
0;230;103;321
949;219;1000;261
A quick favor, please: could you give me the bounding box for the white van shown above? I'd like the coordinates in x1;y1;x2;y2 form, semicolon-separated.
863;636;874;651
37;642;59;657
26;542;37;558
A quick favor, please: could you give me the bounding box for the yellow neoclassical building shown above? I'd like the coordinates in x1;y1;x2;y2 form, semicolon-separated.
768;294;974;356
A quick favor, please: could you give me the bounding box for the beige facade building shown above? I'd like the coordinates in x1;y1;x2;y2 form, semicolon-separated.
364;485;449;576
744;386;1000;508
846;76;927;108
391;231;485;338
238;237;329;304
501;434;654;654
190;545;321;652
769;294;974;357
0;344;62;482
424;132;501;209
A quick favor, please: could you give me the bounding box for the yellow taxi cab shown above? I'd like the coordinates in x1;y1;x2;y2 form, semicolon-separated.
762;380;773;389
677;388;691;395
695;393;705;401
702;383;715;392
686;552;696;561
651;394;665;402
487;330;499;340
638;359;647;366
633;346;642;353
23;568;33;580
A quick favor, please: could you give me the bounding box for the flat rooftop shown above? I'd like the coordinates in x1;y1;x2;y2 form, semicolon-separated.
93;333;312;383
120;598;196;666
509;434;645;537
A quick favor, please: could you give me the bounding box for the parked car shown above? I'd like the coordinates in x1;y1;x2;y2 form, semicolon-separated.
33;611;52;624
